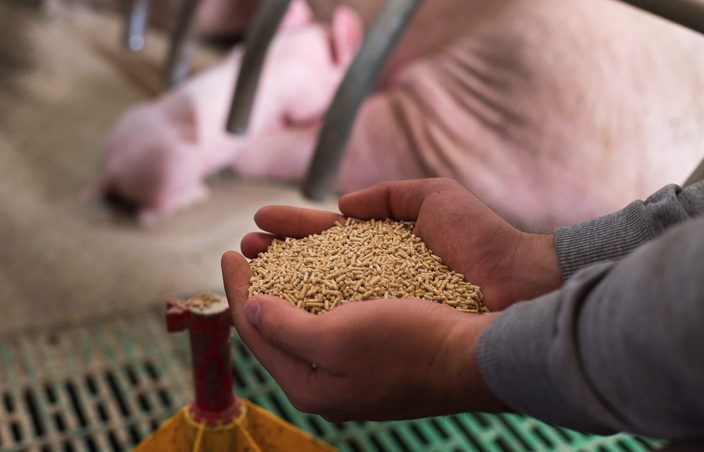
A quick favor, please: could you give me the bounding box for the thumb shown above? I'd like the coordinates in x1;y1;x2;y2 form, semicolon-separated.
222;251;323;379
221;251;253;325
246;295;329;366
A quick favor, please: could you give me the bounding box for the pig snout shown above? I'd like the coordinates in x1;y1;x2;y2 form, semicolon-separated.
94;102;209;223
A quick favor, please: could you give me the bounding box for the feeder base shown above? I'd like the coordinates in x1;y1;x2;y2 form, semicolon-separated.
133;400;337;452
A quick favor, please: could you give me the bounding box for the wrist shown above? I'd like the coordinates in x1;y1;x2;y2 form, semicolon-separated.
445;312;512;414
509;232;563;304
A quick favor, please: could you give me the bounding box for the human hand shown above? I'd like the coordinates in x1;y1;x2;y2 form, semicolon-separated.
241;178;563;311
224;178;560;421
222;250;510;422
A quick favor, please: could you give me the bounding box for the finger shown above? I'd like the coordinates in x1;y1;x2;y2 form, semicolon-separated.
254;206;346;238
339;178;462;221
221;251;315;379
241;232;281;259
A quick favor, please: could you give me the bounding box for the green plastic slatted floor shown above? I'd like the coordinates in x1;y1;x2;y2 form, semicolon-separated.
0;305;664;452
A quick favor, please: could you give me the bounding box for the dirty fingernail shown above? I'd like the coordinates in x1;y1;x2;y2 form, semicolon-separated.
244;299;261;327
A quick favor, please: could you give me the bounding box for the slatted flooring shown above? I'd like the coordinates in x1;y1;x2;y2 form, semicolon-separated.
0;306;664;452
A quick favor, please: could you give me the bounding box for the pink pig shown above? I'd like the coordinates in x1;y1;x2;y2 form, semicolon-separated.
95;0;704;230
90;0;363;223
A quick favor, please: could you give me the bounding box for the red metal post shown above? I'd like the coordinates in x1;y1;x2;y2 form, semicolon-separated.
166;294;242;425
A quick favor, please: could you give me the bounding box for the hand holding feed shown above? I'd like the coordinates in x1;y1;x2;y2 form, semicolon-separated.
224;178;566;421
222;250;508;422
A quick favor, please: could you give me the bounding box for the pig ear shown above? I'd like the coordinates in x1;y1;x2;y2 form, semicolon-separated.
278;0;314;32
330;5;364;67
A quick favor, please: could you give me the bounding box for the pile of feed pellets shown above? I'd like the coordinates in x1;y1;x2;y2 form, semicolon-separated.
248;218;488;315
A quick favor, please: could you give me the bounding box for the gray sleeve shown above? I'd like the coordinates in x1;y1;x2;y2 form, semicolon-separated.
555;181;704;279
476;217;704;440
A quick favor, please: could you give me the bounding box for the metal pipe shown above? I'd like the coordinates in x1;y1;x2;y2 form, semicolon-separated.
226;0;292;135
163;0;205;87
302;0;423;200
122;0;150;52
616;0;704;35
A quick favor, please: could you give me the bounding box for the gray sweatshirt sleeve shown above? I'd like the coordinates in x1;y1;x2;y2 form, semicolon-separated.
476;190;704;439
555;182;704;279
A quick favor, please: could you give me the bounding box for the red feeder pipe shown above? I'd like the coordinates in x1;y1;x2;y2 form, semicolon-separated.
166;294;242;425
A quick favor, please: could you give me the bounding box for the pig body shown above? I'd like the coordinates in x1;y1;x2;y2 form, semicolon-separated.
334;0;704;229
97;0;704;230
94;0;363;222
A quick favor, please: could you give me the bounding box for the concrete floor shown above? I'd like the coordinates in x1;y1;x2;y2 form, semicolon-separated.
0;0;338;335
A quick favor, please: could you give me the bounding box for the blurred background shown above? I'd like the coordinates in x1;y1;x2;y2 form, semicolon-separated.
0;0;339;335
0;0;689;449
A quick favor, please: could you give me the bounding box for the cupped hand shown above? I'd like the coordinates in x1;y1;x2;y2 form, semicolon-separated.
241;178;563;311
222;250;509;422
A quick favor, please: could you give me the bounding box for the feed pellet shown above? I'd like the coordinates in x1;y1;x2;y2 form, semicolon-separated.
248;218;488;315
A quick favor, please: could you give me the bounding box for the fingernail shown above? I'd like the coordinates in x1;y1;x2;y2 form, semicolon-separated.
244;299;261;327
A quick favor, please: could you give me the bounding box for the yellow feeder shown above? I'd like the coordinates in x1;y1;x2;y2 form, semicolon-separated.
133;293;336;452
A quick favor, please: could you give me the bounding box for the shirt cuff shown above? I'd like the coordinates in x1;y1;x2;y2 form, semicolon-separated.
476;263;621;435
554;201;650;279
554;183;704;279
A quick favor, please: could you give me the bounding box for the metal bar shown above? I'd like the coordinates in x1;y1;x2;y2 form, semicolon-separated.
226;0;292;135
616;0;704;35
162;0;205;87
122;0;150;52
302;0;424;200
